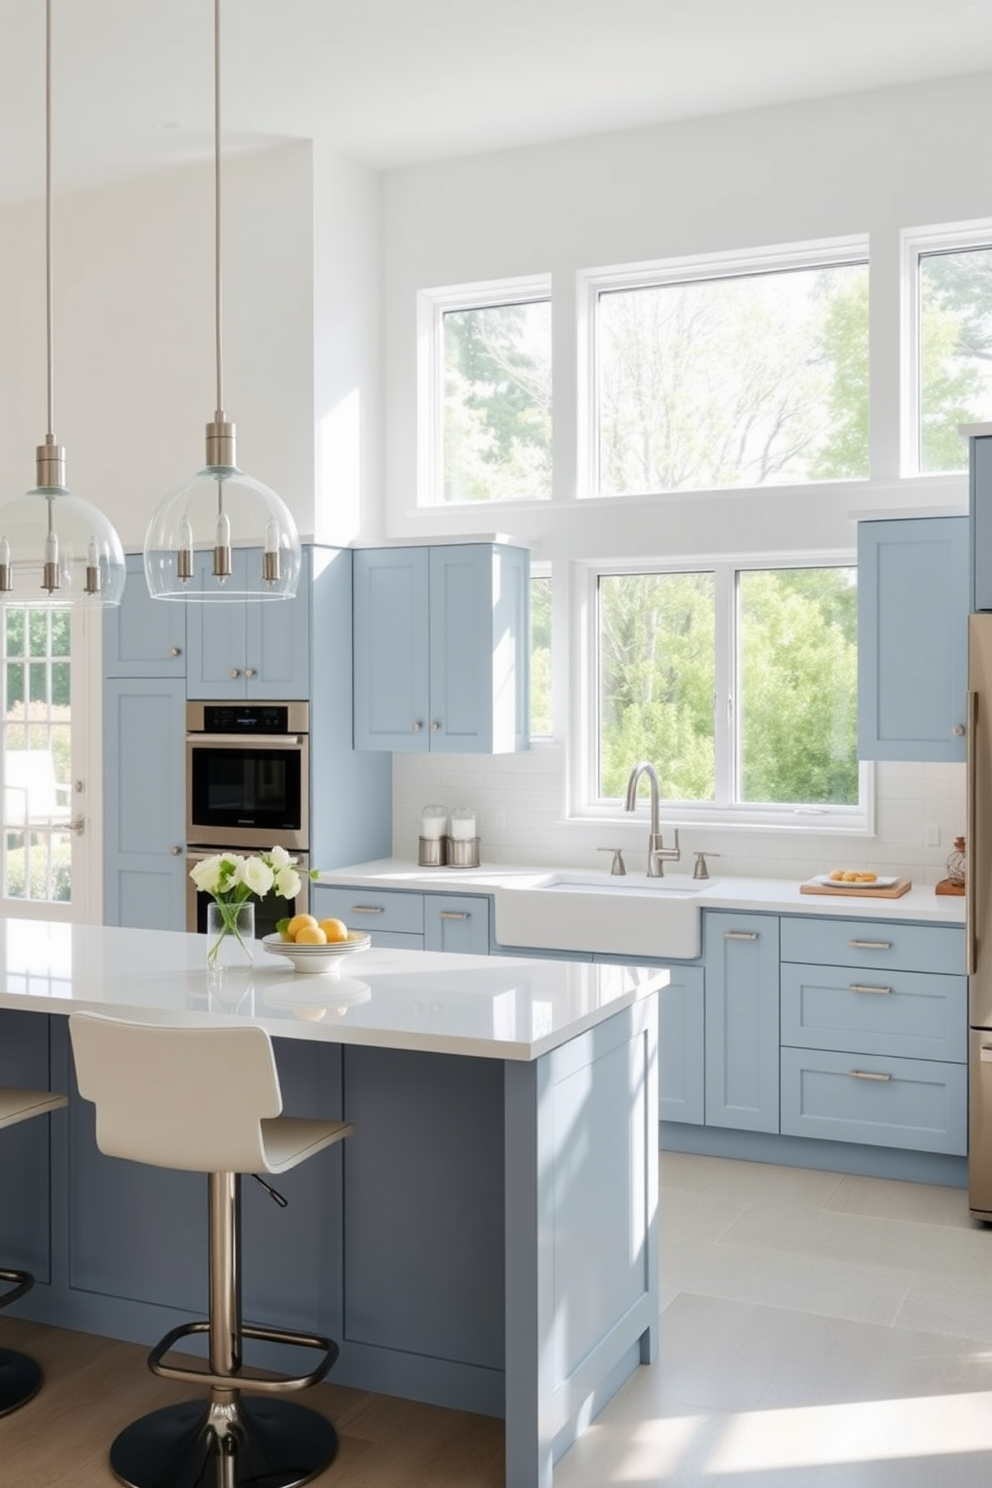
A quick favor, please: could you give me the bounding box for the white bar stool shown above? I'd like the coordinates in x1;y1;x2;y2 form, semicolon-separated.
69;1013;353;1488
0;1085;68;1416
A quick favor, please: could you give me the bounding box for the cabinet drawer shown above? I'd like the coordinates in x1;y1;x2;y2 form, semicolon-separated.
780;916;964;976
780;1047;967;1155
312;886;424;935
424;895;491;955
781;964;967;1063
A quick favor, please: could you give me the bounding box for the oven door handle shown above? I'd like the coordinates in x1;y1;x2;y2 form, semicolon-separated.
187;734;307;748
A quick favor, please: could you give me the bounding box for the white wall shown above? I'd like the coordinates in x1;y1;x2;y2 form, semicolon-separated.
0;142;316;549
378;71;989;878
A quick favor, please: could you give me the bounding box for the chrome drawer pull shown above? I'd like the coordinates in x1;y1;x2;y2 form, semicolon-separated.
438;910;469;920
350;904;384;915
724;930;758;940
848;939;892;951
849;983;892;995
848;1070;892;1081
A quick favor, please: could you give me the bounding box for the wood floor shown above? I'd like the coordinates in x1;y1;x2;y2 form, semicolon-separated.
5;1151;992;1486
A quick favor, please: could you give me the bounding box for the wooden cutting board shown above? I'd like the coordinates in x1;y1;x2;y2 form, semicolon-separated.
800;878;912;899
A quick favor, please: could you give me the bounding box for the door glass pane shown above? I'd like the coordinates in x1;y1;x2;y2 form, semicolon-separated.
530;575;552;738
738;568;857;806
1;606;73;903
597;572;716;801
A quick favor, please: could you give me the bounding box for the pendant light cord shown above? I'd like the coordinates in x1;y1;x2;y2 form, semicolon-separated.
45;0;54;442
214;0;224;420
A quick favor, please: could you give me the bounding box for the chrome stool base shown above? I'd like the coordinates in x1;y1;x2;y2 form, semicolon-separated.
0;1348;43;1417
108;1396;338;1488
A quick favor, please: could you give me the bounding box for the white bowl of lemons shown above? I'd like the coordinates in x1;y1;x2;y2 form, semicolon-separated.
262;914;371;976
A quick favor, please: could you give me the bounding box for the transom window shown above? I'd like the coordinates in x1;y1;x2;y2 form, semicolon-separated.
593;563;861;822
911;227;992;473
585;240;869;496
419;275;552;505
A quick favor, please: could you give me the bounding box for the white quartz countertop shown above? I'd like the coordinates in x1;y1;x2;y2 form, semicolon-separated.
316;859;966;928
0;919;665;1061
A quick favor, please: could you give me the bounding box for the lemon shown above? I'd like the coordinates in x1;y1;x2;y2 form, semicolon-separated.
286;913;318;941
295;925;328;944
319;917;349;943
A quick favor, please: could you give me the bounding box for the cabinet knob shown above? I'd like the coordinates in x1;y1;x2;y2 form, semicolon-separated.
245;668;256;678
412;721;423;732
169;647;182;658
953;723;966;737
230;669;240;679
171;845;183;856
430;721;440;733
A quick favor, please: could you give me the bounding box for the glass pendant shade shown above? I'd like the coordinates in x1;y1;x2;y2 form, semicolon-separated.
0;481;126;609
143;458;301;602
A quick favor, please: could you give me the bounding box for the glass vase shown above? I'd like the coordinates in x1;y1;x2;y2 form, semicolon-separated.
206;899;255;970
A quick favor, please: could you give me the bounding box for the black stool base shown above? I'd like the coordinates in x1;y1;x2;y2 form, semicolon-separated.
0;1348;43;1417
108;1396;338;1488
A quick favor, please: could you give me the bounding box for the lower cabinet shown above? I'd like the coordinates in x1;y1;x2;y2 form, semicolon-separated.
594;954;704;1124
311;886;489;955
704;911;780;1133
779;915;967;1156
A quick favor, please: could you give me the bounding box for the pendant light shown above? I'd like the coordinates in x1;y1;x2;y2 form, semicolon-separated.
143;0;301;603
0;0;126;610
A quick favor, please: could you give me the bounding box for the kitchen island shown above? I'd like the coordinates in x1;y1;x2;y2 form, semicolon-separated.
0;919;665;1488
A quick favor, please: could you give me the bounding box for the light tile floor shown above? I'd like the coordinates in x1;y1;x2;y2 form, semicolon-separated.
555;1150;992;1487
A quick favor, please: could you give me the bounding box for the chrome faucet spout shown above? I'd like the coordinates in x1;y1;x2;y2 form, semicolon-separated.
624;760;680;877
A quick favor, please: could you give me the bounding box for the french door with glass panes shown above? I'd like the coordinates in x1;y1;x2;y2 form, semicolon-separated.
0;604;97;920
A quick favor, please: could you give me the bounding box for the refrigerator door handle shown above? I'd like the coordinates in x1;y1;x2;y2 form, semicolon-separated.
981;1045;992;1063
967;687;978;976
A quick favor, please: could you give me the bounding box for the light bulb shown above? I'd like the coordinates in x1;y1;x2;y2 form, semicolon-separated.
0;536;11;594
42;523;60;593
213;506;232;580
177;514;194;583
262;516;281;584
84;535;101;596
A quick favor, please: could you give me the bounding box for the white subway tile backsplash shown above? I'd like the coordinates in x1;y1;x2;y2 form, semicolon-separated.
392;754;966;882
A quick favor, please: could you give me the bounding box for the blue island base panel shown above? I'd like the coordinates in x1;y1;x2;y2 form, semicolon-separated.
660;1122;968;1189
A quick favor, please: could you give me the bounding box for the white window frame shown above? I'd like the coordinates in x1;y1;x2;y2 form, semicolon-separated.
901;217;992;477
416;272;553;508
577;234;870;500
570;553;873;835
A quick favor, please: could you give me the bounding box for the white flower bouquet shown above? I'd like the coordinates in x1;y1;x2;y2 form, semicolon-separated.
190;846;307;965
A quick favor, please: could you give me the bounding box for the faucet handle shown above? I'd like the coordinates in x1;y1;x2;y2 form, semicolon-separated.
692;851;719;880
598;847;627;876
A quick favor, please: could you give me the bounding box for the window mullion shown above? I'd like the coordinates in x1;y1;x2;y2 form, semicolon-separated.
712;564;734;807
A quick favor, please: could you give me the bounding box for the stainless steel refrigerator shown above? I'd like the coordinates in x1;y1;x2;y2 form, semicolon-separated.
968;612;992;1218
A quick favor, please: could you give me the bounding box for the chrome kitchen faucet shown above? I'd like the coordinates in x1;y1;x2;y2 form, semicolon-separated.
624;760;681;877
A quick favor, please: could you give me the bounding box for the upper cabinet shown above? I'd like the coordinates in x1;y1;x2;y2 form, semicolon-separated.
103;554;186;678
353;543;530;753
857;516;968;763
186;547;311;700
968;428;992;611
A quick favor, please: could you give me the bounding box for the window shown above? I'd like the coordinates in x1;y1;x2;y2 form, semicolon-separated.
419;276;552;504
587;241;869;495
1;606;73;903
530;572;552;738
914;234;992;473
594;562;860;821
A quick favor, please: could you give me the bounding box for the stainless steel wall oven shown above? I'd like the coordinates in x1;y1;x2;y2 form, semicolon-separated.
185;701;309;853
185;700;311;935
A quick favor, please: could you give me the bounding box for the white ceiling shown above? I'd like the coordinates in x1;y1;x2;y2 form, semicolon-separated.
0;0;991;202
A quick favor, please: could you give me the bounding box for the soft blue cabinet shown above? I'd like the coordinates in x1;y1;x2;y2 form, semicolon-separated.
103;553;186;678
0;1011;59;1287
593;953;704;1124
704;911;780;1133
103;678;186;929
186;547;311;700
857;516;968;762
353;543;530;753
968;429;992;611
424;894;491;955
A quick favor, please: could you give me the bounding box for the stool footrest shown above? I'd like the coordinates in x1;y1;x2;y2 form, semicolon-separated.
0;1268;33;1312
148;1319;339;1394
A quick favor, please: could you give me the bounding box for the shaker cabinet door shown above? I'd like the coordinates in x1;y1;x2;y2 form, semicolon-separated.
704;911;780;1133
857;516;968;762
103;553;186;678
353;547;431;750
